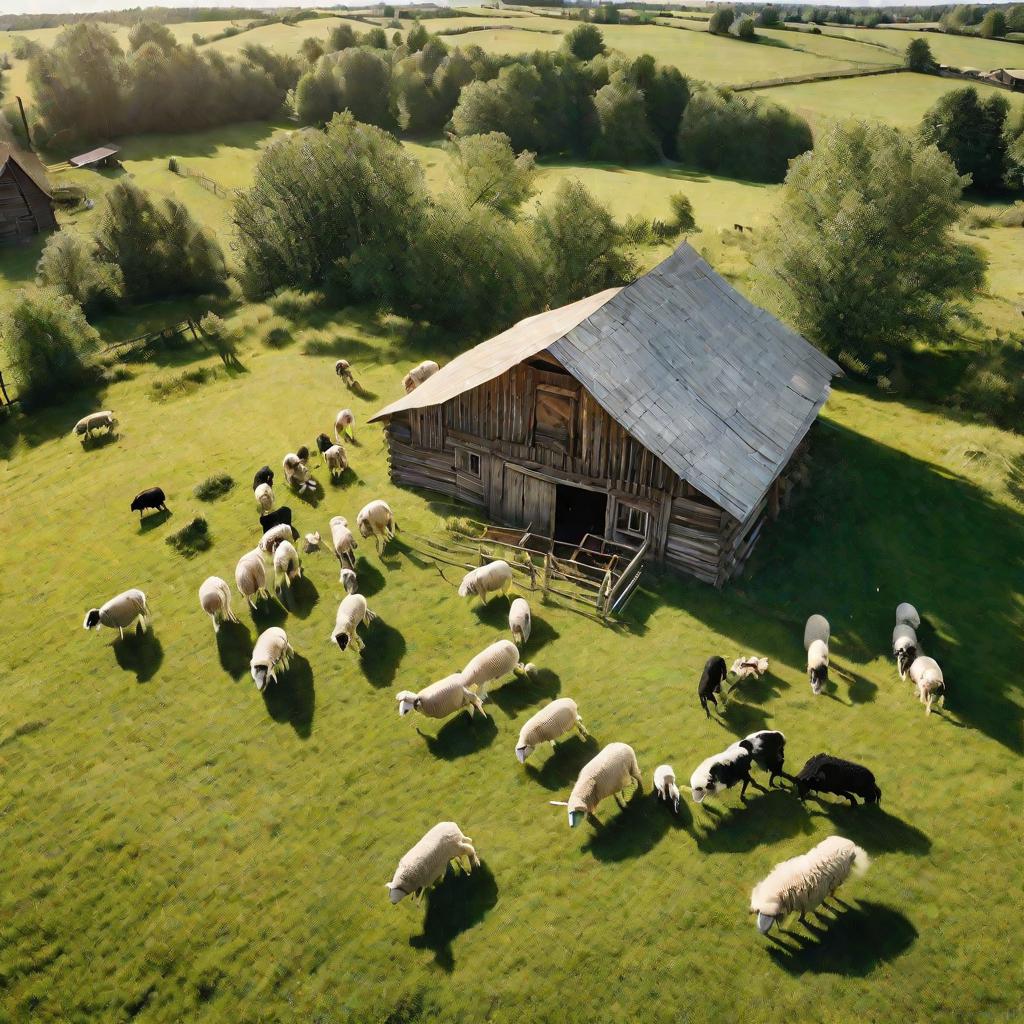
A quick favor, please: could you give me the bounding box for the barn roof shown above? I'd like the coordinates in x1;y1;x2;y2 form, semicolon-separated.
0;144;53;198
371;243;840;521
68;144;120;168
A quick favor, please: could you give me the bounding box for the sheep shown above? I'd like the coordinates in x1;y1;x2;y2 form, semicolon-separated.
329;593;375;652
804;614;831;695
335;359;355;386
329;515;357;571
550;742;642;827
259;506;297;539
283;452;315;493
750;836;870;934
737;730;788;788
235;548;272;609
303;531;321;555
514;698;588;764
335;408;356;443
198;576;238;633
73;410;116;440
508;597;531;646
458;560;513;603
403;360;439;393
654;764;681;814
728;656;770;689
697;655;729;718
83;589;150;639
356;500;397;554
254;482;274;513
130;487;168;519
396;674;486;720
252;466;274;490
385;822;479;905
273;540;302;593
892;623;919;679
259;522;295;554
340;567;358;594
895;602;921;631
460;640;533;700
689;741;759;804
794;753;881;806
250;626;293;692
908;655;946;715
323;444;348;479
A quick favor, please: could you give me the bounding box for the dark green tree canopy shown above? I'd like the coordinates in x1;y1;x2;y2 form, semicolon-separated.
564;24;606;62
919;87;1011;192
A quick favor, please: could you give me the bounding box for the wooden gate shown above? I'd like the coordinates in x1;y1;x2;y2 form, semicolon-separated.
500;464;555;535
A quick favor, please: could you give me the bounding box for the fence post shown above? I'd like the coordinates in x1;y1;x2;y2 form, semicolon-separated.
0;370;9;406
542;553;551;598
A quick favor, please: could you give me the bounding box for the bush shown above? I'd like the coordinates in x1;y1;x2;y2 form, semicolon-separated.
194;473;234;501
668;192;697;234
268;289;326;319
36;230;122;316
166;517;211;557
564;23;605;61
148;366;217;400
733;15;757;40
708;8;735;34
905;38;935;73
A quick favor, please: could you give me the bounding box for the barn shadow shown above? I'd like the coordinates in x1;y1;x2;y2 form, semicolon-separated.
353;557;385;597
488;667;560;719
216;620;252;680
360;619;406;688
288;575;320;620
409;861;499;972
810;803;932;855
112;631;164;683
261;654;315;738
581;788;679;861
419;713;497;760
695;788;812;853
524;733;600;792
768;901;917;976
137;508;172;533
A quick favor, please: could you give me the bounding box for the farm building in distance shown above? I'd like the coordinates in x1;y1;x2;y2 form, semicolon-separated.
371;244;840;586
68;144;121;170
0;144;57;243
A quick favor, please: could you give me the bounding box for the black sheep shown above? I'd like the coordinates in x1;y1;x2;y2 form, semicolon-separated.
794;753;881;806
130;487;168;519
737;730;788;788
697;655;729;718
259;505;298;539
253;466;274;490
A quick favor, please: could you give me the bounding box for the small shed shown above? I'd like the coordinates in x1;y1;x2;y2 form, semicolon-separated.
987;69;1024;91
370;244;841;586
0;144;57;243
68;144;121;170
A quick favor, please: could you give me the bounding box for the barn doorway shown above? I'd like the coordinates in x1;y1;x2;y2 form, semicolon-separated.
554;484;607;545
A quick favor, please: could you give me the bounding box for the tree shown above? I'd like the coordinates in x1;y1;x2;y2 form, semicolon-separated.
756;6;780;27
979;9;1007;37
755;120;986;361
445;133;537;217
300;37;324;63
327;23;358;52
733;15;757;40
1006;108;1024;189
668;193;696;234
905;38;935;73
620;55;689;159
406;20;429;53
127;21;178;54
36;231;122;315
362;27;388;49
708;8;735;34
591;75;659;163
2;287;99;407
564;24;605;61
333;46;394;129
294;62;338;125
919;87;1010;192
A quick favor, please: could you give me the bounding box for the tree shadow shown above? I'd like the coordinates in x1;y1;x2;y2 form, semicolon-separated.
768;901;917;976
353;556;386;598
288;574;320;620
360;619;406;688
261;653;315;738
419;713;497;760
695;788;813;853
138;508;172;533
810;803;932;855
216;619;252;680
581;788;673;861
487;667;561;719
112;630;164;683
409;861;499;972
250;597;287;630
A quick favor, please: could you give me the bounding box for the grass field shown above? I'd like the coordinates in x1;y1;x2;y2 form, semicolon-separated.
843;26;1024;71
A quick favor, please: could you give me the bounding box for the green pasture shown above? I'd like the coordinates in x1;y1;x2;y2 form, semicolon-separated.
844;26;1024;71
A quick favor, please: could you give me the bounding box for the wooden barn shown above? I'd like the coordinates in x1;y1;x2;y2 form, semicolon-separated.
0;144;57;243
370;244;840;586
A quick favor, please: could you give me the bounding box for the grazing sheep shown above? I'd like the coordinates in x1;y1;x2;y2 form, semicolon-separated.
73;410;116;440
323;444;348;479
254;482;274;513
303;531;321;554
460;639;532;700
273;540;302;593
259;506;296;539
335;408;356;443
356;500;397;553
314;432;332;463
340;567;358;594
335;359;355;386
794;753;881;806
283;452;315;493
514;698;588;764
458;560;513;603
697;655;729;718
689;742;758;804
396;674;486;720
508;598;531;646
750;836;870;934
130;487;168;519
728;656;769;691
550;742;642;827
804;615;831;694
385;822;479;905
83;589;150;639
738;730;788;788
329;515;357;571
892;623;919;679
895;602;921;631
235;548;272;608
250;626;293;692
259;522;295;554
198;576;237;633
253;466;274;490
403;360;439;393
908;655;946;715
654;764;681;814
329;593;375;652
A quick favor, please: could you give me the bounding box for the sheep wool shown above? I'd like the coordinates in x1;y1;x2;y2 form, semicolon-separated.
654;764;681;813
254;482;274;513
330;594;375;652
515;698;587;763
553;742;642;826
508;598;531;646
324;444;347;478
329;516;357;570
83;589;150;638
335;409;356;443
750;836;869;933
250;626;292;691
458;560;514;603
396;674;485;719
908;656;945;715
198;576;237;633
895;602;921;630
892;623;919;679
73;410;116;438
273;540;301;590
730;656;769;680
356;500;397;552
235;548;271;608
403;360;439;393
460;640;529;699
386;822;479;904
807;639;830;695
340;568;358;595
259;523;294;554
303;532;321;554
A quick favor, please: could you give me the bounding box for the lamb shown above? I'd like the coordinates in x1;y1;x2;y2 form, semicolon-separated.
892;623;919;679
254;482;274;513
895;602;921;631
303;531;321;554
403;360;439;393
356;500;397;553
385;822;479;905
737;730;788;788
83;589;150;639
654;764;681;814
460;640;533;700
329;593;375;652
329;515;357;571
315;432;333;464
249;626;293;692
550;742;642;827
272;540;302;593
514;698;588;764
804;614;831;695
340;567;358;594
908;655;946;715
259;506;296;539
235;548;272;608
335;359;355;386
697;655;729;718
198;576;238;633
794;753;881;806
73;410;116;440
728;656;770;690
508;597;531;646
252;466;274;490
750;836;870;934
323;444;348;479
130;487;168;519
689;741;758;804
396;674;486;720
259;522;295;554
282;452;315;493
458;560;513;603
334;408;356;443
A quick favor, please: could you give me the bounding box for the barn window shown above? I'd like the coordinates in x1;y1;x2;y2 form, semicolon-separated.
615;501;649;538
534;385;575;452
457;449;481;477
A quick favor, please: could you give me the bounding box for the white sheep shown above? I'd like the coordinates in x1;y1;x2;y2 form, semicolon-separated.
654;764;681;814
356;500;397;553
460;639;533;700
396;674;485;720
340;567;358;594
335;359;354;386
303;531;321;554
458;560;514;603
283;452;314;492
403;360;439;393
323;444;348;479
254;482;274;513
750;835;870;934
73;410;116;440
514;698;588;763
83;588;150;639
250;626;293;692
330;593;376;652
235;548;272;608
334;408;356;443
259;523;294;554
908;655;946;715
273;540;302;593
198;576;238;633
895;602;921;631
508;597;531;646
329;515;357;571
730;656;769;681
385;822;479;905
804;614;831;695
550;742;642;827
892;622;919;680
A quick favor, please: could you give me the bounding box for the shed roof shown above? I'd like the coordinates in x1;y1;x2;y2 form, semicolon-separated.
0;144;53;198
371;243;840;521
68;144;120;168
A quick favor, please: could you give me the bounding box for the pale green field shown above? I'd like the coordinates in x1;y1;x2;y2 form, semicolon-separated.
201;17;374;57
839;26;1024;70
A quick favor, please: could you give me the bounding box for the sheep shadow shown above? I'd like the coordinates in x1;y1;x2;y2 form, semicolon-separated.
695;788;812;853
360;619;406;688
385;537;431;571
250;597;287;630
216;619;252;680
488;667;560;719
348;381;377;401
768;901;917;976
811;803;931;856
138;508;172;533
79;430;119;452
521;615;559;654
294;483;323;508
727;670;789;705
581;788;676;861
471;598;514;630
288;574;320;620
418;712;497;760
713;698;770;737
261;654;315;738
353;557;386;598
833;661;877;704
112;630;164;683
525;733;600;792
409;861;499;972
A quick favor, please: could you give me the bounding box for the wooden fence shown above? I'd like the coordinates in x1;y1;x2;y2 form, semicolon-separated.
732;64;902;91
170;162;237;200
100;317;202;358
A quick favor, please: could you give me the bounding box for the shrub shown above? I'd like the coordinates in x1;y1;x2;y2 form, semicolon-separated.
166;517;211;557
268;289;326;319
905;38;935;73
194;473;234;501
733;15;757;40
564;23;605;61
36;230;122;316
708;8;735;34
668;193;697;234
148;366;217;400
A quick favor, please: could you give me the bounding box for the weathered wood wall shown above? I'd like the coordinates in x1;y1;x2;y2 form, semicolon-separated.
0;163;56;243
